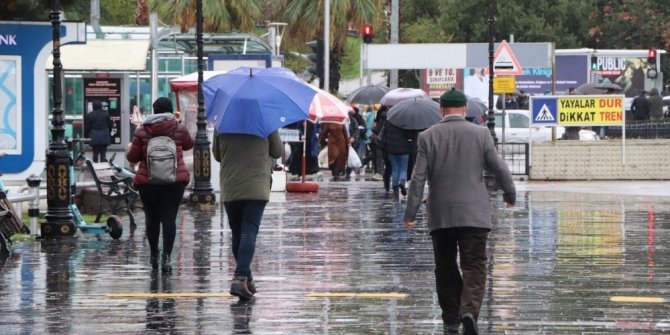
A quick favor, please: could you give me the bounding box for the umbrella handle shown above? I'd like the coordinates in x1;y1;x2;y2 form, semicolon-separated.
302;120;307;183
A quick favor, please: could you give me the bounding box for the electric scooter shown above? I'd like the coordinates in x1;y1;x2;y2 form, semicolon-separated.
68;138;124;239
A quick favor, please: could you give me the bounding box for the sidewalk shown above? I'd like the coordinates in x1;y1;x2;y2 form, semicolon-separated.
1;178;669;334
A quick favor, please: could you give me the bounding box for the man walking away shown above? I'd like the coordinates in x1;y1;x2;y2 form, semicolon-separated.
404;88;516;335
648;88;664;121
631;90;650;121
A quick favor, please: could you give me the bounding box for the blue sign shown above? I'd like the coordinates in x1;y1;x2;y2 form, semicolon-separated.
531;97;558;125
0;21;85;179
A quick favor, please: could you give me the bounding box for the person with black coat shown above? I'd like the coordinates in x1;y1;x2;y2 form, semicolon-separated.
84;100;113;162
631;90;650;121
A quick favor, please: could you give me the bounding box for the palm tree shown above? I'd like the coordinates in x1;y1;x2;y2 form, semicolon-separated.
284;0;383;93
149;0;263;33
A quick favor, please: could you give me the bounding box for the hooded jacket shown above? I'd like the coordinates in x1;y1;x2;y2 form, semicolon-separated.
648;88;664;119
126;114;193;186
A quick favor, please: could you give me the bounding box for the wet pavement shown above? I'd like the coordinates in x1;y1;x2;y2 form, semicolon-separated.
1;178;670;334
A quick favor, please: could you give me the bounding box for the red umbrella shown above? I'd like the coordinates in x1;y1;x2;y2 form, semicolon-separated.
308;88;351;124
287;89;351;193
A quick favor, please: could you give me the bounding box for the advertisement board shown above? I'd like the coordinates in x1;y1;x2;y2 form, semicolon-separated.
83;76;122;145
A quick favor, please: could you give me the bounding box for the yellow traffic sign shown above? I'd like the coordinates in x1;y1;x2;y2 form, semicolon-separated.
494;76;516;94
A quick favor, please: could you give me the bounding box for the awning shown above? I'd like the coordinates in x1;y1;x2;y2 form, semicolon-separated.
46;39;150;71
169;71;228;91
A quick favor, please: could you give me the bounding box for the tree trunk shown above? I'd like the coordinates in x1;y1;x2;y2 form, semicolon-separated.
135;0;148;25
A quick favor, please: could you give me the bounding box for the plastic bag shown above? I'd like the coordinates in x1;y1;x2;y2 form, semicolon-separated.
348;146;362;168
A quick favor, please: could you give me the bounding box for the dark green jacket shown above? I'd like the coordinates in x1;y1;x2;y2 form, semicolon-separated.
212;131;283;202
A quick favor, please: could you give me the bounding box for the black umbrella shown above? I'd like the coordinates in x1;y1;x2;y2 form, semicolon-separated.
345;84;391;105
387;98;442;130
575;82;622;95
466;96;488;118
380;88;429;106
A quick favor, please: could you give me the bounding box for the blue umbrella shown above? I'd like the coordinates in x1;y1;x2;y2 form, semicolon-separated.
204;67;317;138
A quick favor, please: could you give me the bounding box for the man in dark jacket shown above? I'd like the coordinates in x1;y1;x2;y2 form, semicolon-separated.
404;88;515;335
84;100;113;162
631;90;650;120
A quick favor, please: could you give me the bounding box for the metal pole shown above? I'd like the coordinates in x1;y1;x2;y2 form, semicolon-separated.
359;44;364;87
324;0;330;92
486;0;498;143
150;13;158;106
43;0;76;238
366;44;372;86
389;0;399;89
189;0;215;204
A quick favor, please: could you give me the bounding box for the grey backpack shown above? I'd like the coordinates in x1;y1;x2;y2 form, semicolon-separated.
146;134;177;184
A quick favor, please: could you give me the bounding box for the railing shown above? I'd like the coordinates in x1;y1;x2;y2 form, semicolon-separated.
605;120;670;139
496;142;529;176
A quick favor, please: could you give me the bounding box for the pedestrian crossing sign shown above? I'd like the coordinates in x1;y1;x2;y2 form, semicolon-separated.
531;98;558;125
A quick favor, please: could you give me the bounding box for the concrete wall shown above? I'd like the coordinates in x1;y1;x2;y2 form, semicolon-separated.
530;140;670;180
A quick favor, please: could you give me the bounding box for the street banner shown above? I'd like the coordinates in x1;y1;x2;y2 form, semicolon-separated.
420;68;462;99
530;95;625;126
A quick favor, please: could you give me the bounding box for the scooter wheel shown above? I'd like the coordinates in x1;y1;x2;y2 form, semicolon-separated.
107;216;123;240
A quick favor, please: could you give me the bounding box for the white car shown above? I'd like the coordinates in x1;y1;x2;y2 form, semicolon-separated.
488;110;599;143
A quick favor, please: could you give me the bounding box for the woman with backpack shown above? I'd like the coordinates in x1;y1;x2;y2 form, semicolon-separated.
126;97;193;274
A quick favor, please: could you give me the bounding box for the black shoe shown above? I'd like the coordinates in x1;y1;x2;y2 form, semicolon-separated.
399;179;407;196
444;323;460;334
247;279;257;295
150;252;159;271
461;313;478;335
230;277;254;300
161;253;172;274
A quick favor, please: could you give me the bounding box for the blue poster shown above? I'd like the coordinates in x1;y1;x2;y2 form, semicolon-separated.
515;55;588;94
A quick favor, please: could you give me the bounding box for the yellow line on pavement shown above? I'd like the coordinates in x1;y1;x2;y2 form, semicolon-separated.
107;292;231;299
308;292;407;299
610;296;666;303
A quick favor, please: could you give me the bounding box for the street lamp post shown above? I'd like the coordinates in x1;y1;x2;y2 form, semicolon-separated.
189;0;216;204
485;0;499;191
42;0;76;238
486;0;498;144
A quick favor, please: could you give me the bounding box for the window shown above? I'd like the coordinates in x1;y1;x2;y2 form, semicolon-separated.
508;113;529;128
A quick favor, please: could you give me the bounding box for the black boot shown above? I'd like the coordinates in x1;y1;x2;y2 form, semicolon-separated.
161;253;172;274
230;277;254;300
150;251;159;271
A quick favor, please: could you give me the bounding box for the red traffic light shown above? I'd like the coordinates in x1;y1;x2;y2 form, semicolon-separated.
362;24;373;36
362;24;374;43
648;48;657;59
648;48;657;66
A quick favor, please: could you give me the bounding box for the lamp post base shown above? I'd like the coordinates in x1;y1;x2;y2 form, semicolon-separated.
189;192;216;205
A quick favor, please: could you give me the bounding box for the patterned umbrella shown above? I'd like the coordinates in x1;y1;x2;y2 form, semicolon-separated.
308;88;351;124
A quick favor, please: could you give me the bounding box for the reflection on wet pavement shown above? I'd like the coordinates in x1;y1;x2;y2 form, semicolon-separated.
1;180;669;334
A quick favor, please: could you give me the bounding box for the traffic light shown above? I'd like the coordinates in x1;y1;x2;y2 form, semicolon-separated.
362;23;374;44
306;39;324;88
590;56;598;71
648;48;657;67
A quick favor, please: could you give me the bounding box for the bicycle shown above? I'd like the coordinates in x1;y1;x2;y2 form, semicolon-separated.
0;153;30;253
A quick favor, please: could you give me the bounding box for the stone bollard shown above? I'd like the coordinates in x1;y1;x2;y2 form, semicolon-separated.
26;175;41;237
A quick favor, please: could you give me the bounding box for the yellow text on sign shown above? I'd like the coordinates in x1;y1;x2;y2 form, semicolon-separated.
557;96;624;126
493;76;516;94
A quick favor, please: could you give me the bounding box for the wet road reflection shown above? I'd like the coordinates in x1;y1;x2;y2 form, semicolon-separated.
0;180;669;334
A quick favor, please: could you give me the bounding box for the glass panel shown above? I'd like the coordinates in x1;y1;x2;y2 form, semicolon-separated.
509;113;529;128
494;114;503;126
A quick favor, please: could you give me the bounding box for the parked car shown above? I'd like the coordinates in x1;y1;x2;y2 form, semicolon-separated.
490;110;599;143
